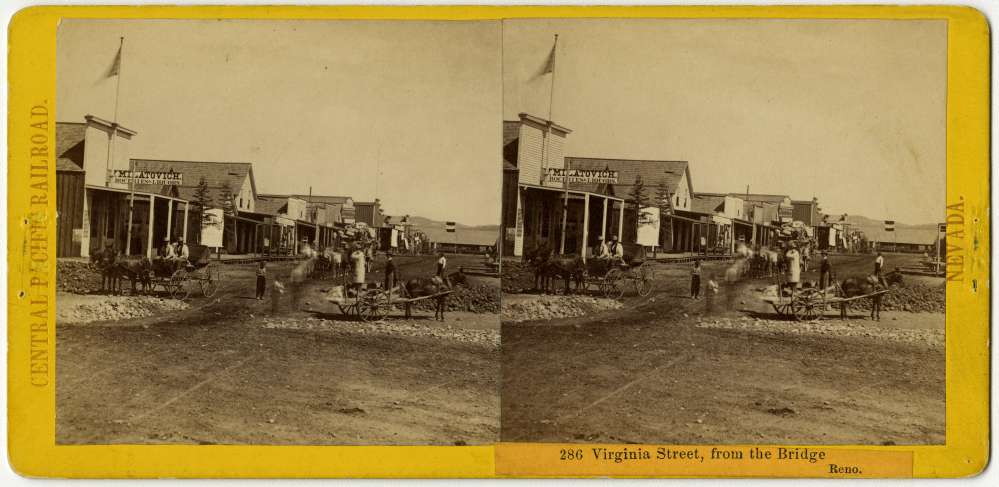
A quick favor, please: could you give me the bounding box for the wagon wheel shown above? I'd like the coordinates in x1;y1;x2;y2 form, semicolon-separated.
200;263;221;298
603;268;625;300
170;268;191;301
359;293;389;322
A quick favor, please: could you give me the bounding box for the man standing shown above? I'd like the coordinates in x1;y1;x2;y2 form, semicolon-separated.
785;242;801;292
350;245;366;292
384;252;398;291
819;251;832;289
436;252;447;278
874;251;886;286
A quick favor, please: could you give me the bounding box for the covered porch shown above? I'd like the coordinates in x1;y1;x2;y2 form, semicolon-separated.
514;183;624;260
84;185;193;259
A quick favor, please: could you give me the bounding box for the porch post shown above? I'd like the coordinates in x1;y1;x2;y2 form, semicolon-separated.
581;193;590;262
125;193;135;256
617;200;624;240
166;199;173;240
146;195;155;258
182;202;189;243
601;197;608;242
558;193;567;255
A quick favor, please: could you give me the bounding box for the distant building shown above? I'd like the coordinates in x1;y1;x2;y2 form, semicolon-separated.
732;193;794;224
353;200;385;229
792;198;822;227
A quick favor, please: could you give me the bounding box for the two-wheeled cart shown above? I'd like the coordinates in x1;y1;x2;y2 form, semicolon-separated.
328;285;453;321
761;276;889;321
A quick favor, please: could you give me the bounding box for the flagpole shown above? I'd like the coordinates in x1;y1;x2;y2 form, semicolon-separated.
105;36;125;187
542;34;571;256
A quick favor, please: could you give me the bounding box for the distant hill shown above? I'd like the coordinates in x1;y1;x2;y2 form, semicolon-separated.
403;215;499;246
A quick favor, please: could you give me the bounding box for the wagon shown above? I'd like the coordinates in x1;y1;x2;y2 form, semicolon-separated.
761;280;889;321
581;243;655;299
327;285;453;322
150;244;222;300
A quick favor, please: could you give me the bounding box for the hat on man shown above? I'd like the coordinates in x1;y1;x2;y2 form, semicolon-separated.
596;236;604;241
610;235;618;242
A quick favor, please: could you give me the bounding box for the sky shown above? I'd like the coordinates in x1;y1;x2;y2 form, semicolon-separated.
57;19;501;226
504;19;947;225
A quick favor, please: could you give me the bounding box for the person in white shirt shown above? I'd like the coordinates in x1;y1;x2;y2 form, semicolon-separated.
436;252;447;277
608;235;626;266
173;237;190;269
785;242;801;291
874;252;886;286
594;236;610;260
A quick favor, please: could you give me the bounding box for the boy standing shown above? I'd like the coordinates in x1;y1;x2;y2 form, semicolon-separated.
255;261;267;300
691;260;702;299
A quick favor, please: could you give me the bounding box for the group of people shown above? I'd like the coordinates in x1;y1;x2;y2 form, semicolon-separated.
591;235;626;266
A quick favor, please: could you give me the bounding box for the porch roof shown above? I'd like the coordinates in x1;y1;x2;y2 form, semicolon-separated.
519;182;625;202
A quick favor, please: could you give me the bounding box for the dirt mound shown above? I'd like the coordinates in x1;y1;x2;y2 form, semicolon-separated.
411;283;500;313
57;260;104;294
501;261;538;294
57;293;190;324
696;315;943;347
850;282;945;313
261;316;499;347
502;294;623;323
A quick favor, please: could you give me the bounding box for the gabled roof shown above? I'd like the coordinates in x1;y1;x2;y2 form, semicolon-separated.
131;159;255;196
691;193;726;214
731;193;790;205
56;122;87;172
254;195;291;216
565;157;689;200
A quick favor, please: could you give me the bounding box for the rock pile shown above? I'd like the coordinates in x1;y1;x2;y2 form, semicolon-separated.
57;260;104;294
57;295;190;324
261;316;499;347
695;316;943;347
412;284;500;314
501;295;623;323
849;282;945;313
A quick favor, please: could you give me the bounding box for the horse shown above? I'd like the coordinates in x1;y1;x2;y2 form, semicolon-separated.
316;247;346;280
524;244;585;295
837;270;902;321
114;255;153;295
89;246;120;294
404;275;452;321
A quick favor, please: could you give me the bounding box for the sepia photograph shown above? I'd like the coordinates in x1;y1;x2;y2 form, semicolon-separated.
499;18;947;445
54;19;501;445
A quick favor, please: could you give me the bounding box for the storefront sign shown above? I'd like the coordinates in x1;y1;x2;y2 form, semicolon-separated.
544;168;619;184
112;169;183;186
636;207;660;246
201;208;224;248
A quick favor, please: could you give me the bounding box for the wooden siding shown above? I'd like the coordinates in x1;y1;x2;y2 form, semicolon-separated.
56;171;86;257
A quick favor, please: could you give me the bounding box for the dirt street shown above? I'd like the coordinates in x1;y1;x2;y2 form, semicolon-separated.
56;254;499;445
501;253;945;445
